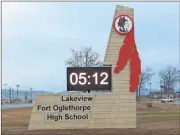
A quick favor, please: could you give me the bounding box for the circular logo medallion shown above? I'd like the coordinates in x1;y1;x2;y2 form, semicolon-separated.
113;15;133;35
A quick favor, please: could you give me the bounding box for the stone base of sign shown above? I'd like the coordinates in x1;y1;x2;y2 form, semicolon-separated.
28;93;136;130
28;5;136;130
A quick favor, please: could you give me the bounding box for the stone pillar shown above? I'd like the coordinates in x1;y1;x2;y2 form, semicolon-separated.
104;5;134;94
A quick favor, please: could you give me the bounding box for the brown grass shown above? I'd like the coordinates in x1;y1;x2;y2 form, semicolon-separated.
2;102;180;135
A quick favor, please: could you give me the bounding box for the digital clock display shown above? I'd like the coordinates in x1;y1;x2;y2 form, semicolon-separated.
67;67;111;91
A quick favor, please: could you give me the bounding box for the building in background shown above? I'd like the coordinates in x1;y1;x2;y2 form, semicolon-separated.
176;92;180;98
149;91;176;98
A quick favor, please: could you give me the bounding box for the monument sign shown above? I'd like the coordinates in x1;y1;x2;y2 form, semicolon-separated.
28;5;141;130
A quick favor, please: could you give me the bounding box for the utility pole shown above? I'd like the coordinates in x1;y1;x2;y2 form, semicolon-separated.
30;88;32;102
160;80;162;98
24;92;27;102
3;84;8;101
12;88;14;102
148;82;152;98
16;85;20;99
136;87;138;101
9;87;11;103
164;79;166;97
149;82;152;93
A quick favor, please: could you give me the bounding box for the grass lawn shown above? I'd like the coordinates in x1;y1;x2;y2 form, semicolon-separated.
2;108;180;135
138;111;180;120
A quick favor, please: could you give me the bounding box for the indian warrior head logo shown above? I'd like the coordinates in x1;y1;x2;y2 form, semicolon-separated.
114;15;133;34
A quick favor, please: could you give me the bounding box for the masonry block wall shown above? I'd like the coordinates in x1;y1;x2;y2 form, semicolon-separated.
28;5;136;130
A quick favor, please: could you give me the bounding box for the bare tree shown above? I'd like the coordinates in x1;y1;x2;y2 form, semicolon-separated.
158;65;180;97
66;46;102;67
66;46;102;93
137;67;155;101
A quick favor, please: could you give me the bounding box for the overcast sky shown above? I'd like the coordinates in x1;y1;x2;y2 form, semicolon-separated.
2;2;179;92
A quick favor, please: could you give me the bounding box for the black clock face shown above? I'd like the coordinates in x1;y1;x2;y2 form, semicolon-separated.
67;67;111;91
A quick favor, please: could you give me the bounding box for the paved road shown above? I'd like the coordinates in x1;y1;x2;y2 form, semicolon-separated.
2;104;32;110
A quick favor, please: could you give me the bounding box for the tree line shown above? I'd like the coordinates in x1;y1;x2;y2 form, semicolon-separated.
66;46;180;100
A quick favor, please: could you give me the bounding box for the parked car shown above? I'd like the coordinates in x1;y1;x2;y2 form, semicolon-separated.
161;97;174;103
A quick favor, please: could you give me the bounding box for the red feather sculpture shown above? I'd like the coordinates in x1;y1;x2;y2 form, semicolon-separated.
114;28;135;73
114;42;134;73
130;46;141;92
114;16;141;92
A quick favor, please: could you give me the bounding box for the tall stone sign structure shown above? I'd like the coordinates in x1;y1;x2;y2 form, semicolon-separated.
104;5;134;93
28;5;136;130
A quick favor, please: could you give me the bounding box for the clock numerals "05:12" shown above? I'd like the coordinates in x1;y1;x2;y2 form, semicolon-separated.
69;72;108;85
